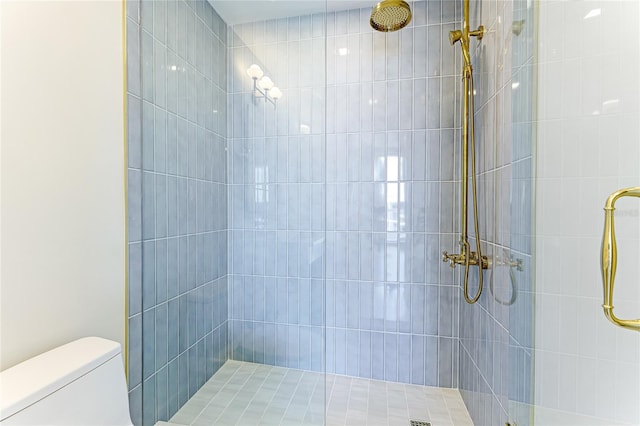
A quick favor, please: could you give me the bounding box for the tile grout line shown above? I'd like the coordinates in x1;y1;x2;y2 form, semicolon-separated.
171;360;473;426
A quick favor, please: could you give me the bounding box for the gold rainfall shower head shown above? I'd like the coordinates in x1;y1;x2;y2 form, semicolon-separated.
370;0;412;32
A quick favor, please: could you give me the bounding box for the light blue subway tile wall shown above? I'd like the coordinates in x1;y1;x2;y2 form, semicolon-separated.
227;1;461;388
126;1;228;425
457;0;535;425
505;0;535;422
227;9;327;374
321;3;460;387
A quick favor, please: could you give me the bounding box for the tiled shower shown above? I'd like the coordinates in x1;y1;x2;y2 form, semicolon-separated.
227;2;462;387
125;0;640;426
126;0;534;425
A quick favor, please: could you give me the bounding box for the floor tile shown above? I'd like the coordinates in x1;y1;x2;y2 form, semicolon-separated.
170;360;474;426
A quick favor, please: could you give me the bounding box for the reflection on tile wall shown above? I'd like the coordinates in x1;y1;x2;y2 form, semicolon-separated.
126;1;228;425
227;1;463;387
457;0;535;425
226;10;327;373
324;2;460;386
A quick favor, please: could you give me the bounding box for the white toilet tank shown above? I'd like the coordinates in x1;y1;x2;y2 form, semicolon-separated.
0;337;133;425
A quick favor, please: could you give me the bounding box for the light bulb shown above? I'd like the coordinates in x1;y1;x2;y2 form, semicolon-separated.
258;76;274;91
246;64;263;80
270;87;282;100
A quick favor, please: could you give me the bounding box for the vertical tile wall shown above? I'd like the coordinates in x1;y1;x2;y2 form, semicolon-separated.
507;0;535;423
126;1;229;425
534;1;640;424
227;1;464;388
227;9;327;373
323;2;460;387
457;0;535;425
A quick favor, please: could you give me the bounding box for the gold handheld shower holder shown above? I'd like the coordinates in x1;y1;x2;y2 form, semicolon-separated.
449;26;484;45
469;26;485;40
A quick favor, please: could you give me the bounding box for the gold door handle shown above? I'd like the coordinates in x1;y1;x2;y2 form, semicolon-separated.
601;186;640;332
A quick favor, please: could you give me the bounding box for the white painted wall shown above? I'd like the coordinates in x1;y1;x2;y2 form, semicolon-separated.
0;1;126;370
535;1;640;424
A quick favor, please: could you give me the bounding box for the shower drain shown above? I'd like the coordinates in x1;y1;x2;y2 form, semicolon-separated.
409;421;432;426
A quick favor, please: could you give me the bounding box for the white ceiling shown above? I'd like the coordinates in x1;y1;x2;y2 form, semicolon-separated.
209;1;375;26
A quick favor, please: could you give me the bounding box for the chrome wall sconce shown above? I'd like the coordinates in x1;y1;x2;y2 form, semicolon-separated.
247;64;282;106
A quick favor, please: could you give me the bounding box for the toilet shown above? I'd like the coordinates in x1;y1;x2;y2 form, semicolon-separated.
0;337;133;425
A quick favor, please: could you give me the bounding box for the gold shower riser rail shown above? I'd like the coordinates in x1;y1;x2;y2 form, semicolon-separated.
441;0;489;305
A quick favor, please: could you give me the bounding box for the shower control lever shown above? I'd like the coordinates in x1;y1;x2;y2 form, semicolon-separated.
442;251;489;269
442;251;461;268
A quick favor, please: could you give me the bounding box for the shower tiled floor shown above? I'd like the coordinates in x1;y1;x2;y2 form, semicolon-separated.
169;360;473;426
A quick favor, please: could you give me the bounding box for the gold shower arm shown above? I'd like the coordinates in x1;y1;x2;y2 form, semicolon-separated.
601;186;640;332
